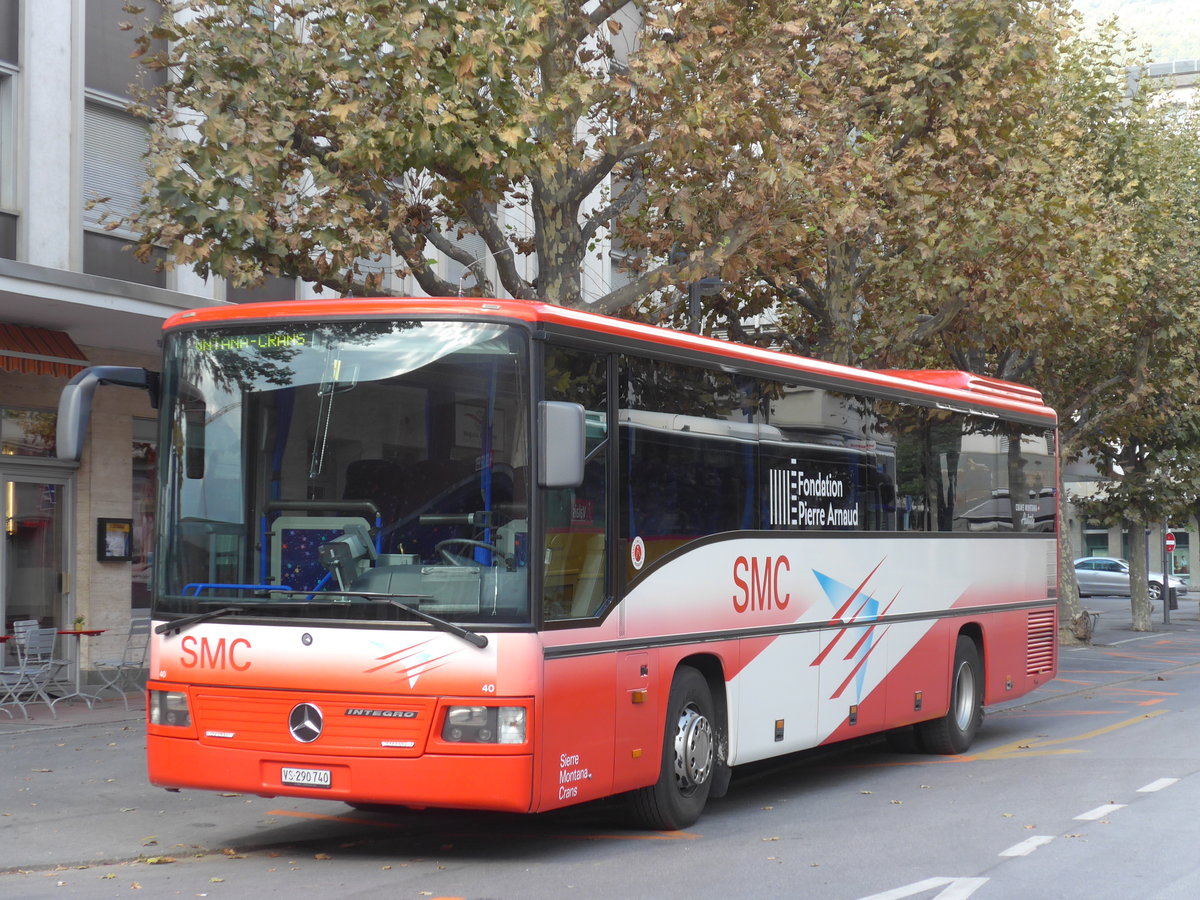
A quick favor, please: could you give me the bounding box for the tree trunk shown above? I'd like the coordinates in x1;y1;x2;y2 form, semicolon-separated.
1127;518;1153;631
1056;464;1088;644
824;240;860;367
531;168;585;308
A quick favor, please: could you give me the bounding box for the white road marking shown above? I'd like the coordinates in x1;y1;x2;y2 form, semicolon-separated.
859;778;1171;900
1075;803;1125;820
999;835;1055;857
856;877;989;900
1137;778;1178;793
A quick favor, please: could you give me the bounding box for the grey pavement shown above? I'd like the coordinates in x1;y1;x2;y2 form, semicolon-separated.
0;695;143;735
3;593;1200;877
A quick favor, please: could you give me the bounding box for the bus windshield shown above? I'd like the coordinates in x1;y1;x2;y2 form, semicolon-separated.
156;319;531;627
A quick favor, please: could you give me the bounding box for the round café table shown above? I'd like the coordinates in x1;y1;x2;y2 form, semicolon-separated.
50;629;107;709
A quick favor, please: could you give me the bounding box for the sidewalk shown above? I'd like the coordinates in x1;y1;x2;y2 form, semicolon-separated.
0;692;144;733
1073;590;1200;644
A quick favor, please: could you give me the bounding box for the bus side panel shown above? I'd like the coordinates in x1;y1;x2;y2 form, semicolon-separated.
727;632;823;764
730;617;952;757
619;534;1054;764
980;606;1058;704
536;653;617;812
879;619;955;732
610;649;663;794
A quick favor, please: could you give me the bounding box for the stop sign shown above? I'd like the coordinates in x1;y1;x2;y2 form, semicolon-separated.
1166;532;1177;552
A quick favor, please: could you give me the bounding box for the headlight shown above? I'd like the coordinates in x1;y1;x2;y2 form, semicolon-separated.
149;690;191;727
442;705;526;744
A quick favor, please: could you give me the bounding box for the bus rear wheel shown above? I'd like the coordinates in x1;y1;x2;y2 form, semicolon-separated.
628;666;715;830
916;635;983;755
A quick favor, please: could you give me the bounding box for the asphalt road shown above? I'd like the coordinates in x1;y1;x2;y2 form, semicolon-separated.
3;592;1200;899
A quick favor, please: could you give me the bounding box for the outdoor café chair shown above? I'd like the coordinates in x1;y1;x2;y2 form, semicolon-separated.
94;617;151;710
0;624;59;719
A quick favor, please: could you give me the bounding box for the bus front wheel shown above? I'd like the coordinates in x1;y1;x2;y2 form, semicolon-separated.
916;635;983;755
628;666;715;830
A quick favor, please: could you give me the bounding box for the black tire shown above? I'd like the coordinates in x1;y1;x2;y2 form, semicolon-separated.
1148;582;1162;603
915;635;983;755
628;666;715;830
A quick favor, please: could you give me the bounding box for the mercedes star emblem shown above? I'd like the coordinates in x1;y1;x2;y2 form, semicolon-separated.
288;703;324;743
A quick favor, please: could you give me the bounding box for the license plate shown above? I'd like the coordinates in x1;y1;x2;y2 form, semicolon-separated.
281;766;332;788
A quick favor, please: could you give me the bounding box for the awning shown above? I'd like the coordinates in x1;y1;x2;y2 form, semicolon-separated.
0;323;89;377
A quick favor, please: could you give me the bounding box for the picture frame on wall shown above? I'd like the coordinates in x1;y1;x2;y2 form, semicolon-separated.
97;517;133;561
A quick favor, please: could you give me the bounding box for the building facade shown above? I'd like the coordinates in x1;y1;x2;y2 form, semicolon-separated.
0;0;212;677
0;0;622;684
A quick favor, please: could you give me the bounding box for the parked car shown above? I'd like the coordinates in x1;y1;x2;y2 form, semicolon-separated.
1073;557;1187;602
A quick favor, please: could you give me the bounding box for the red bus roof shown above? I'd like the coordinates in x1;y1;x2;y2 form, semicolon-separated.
162;298;1056;423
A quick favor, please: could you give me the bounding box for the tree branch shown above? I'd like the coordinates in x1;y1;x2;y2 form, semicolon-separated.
389;225;460;298
588;223;758;315
587;1;636;30
459;192;536;300
580;165;645;247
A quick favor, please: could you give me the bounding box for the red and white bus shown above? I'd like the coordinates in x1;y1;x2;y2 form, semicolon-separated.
59;298;1058;829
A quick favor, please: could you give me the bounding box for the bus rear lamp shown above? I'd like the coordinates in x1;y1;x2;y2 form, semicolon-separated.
442;705;527;744
149;689;191;727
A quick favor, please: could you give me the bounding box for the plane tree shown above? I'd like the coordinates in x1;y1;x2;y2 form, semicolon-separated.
121;2;1200;637
924;25;1200;635
1042;75;1200;633
618;0;1087;368
120;0;773;305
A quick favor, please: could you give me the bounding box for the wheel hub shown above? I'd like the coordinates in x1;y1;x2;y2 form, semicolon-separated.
673;706;714;792
952;659;977;731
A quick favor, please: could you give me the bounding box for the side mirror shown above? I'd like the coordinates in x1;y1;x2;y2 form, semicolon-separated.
183;397;206;479
57;367;159;461
538;401;585;489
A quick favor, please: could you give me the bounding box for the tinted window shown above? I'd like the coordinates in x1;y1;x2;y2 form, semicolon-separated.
613;353;1055;578
619;357;761;574
762;385;896;531
542;346;609;621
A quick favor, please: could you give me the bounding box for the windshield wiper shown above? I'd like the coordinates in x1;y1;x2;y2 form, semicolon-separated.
278;590;489;649
156;606;244;635
384;597;488;649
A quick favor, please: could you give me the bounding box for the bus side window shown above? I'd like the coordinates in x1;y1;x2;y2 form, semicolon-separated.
542;347;609;621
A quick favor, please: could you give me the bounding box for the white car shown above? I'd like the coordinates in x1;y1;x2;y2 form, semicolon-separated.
1073;557;1187;602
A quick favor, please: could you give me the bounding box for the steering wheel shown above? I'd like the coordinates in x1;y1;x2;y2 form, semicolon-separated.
435;538;512;568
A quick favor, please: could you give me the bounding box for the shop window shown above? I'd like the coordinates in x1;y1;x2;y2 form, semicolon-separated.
0;408;57;458
132;419;157;610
